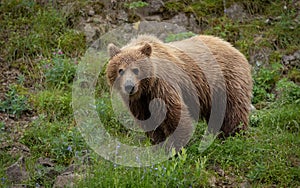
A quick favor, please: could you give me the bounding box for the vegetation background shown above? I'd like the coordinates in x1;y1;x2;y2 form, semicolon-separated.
0;0;299;187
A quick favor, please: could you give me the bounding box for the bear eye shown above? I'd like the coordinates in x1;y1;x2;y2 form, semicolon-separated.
132;68;139;75
118;69;124;76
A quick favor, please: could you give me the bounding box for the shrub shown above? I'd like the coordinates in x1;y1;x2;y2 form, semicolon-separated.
252;63;283;104
275;78;300;105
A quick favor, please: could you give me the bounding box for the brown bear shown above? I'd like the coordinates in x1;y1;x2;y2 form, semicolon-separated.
106;34;252;151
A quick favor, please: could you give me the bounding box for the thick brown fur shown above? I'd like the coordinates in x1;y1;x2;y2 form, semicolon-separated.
106;34;252;151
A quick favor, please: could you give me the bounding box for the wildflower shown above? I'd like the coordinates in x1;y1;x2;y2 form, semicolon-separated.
115;143;120;155
58;50;63;55
1;177;5;183
67;145;72;152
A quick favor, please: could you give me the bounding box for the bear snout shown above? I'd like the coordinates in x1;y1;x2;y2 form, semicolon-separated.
124;80;136;95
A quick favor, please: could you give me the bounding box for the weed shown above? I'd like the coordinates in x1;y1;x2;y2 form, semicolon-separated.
124;0;149;22
124;1;149;10
0;84;31;117
0;0;86;61
76;148;210;187
252;63;283;104
204;17;240;43
21;117;86;165
58;30;86;57
41;50;77;89
255;104;300;133
287;68;300;83
32;89;73;121
275;78;300;105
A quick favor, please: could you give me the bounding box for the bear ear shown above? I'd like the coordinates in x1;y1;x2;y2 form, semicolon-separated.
140;43;152;57
108;43;121;58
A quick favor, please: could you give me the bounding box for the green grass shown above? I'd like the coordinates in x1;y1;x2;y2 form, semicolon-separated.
0;0;299;187
0;84;31;117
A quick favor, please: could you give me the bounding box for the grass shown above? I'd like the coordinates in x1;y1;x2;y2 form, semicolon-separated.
0;0;299;187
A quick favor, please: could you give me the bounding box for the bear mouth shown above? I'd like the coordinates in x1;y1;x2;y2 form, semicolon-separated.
125;85;135;94
123;82;138;95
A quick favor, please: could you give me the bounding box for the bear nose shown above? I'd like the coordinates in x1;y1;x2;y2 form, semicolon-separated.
124;81;135;94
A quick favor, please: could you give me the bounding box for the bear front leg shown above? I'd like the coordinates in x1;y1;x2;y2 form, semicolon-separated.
162;104;195;152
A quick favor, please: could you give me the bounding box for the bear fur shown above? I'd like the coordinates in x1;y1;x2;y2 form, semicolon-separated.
106;34;253;151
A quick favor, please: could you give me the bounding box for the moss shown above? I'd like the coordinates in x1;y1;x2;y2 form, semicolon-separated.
165;0;224;17
59;30;87;57
288;69;300;83
164;1;186;13
203;17;240;43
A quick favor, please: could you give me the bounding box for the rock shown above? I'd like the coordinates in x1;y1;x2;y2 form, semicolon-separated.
166;13;201;33
90;21;187;51
7;142;30;158
225;3;247;21
53;164;87;188
88;9;95;17
137;0;165;17
116;10;129;22
37;157;55;167
6;156;29;184
249;47;272;68
82;23;101;45
45;168;60;180
281;50;300;68
240;180;251;188
144;15;161;22
53;173;81;188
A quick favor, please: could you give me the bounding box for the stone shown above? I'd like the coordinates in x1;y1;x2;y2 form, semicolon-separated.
53;164;87;188
83;23;101;45
37;157;55;167
166;13;201;33
6;156;29;184
225;3;247;21
90;21;187;52
281;50;300;68
249;47;272;67
144;15;161;22
88;9;95;17
116;10;129;22
136;0;165;17
53;173;80;188
7;142;30;158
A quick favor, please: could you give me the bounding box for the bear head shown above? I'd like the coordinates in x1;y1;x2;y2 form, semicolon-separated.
106;42;153;98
